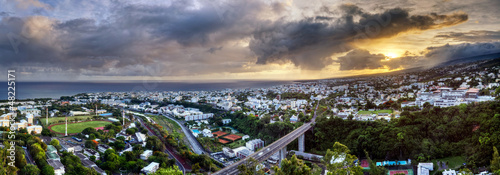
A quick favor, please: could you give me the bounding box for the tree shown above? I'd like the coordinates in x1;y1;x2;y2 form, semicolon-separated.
192;163;201;173
237;158;265;175
458;168;473;175
274;154;311;175
152;166;183;175
41;165;55;175
21;164;40;175
85;140;97;149
50;139;60;149
491;146;500;172
365;150;386;175
323;142;363;175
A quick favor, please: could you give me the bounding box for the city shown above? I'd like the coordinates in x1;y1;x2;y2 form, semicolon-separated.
1;0;500;175
0;58;499;175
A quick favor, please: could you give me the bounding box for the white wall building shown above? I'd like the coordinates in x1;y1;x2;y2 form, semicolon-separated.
141;162;160;174
141;150;153;160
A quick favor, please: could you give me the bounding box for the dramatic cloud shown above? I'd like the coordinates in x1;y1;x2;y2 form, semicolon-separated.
435;30;500;42
250;4;468;69
0;0;270;77
424;42;500;62
337;49;385;70
1;0;499;81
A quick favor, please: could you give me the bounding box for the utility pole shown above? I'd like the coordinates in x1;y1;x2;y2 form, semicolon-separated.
65;116;68;136
46;107;48;125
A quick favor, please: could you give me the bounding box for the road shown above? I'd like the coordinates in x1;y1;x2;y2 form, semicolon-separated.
137;117;190;173
161;113;206;155
24;147;36;165
213;101;320;175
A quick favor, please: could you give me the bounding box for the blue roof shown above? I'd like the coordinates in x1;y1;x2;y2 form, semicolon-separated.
99;113;113;116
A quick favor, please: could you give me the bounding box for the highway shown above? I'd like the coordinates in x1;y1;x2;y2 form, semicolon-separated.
213;101;320;175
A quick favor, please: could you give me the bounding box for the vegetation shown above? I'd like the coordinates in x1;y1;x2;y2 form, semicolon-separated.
323;142;363;175
60;152;99;175
273;154;312;175
357;109;393;115
228;111;302;144
307;101;500;172
152;166;183;175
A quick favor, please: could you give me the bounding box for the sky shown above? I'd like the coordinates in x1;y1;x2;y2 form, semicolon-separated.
0;0;499;82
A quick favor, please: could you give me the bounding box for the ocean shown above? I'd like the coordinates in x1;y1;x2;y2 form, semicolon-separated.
1;81;294;100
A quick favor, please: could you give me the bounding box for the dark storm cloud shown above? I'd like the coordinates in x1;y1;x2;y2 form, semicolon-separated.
383;42;500;70
337;41;500;71
435;30;500;42
0;0;267;76
250;4;468;70
207;46;223;54
337;49;385;70
424;42;500;61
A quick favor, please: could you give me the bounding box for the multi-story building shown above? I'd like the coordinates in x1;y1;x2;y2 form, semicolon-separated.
245;139;264;151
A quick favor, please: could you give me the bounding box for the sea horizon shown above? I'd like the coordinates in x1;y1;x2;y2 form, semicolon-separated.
1;81;296;100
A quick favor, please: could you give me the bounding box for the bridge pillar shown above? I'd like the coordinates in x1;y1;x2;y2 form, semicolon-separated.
298;134;305;152
279;146;287;168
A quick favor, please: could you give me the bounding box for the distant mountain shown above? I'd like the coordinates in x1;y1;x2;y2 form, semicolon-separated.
435;52;500;68
317;52;500;81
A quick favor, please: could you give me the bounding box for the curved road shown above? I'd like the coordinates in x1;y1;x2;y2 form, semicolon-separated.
161;113;207;155
213;101;320;175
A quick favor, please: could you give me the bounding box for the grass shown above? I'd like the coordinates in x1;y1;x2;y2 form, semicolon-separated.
358;109;393;115
147;114;187;145
430;156;466;175
50;121;112;134
41;115;95;125
227;139;246;148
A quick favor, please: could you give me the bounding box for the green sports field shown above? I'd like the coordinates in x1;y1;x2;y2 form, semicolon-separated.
358;109;393;115
50;121;111;134
41;115;95;125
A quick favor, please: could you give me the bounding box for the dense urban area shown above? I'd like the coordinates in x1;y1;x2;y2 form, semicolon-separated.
1;59;500;175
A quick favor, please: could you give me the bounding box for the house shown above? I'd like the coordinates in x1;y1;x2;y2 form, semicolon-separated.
75;152;107;175
46;145;60;160
141;150;153;160
60;142;75;153
69;111;90;116
417;163;434;175
108;138;117;143
202;129;213;137
223;147;235;158
442;169;456;175
135;132;147;142
290;115;298;123
83;149;100;160
119;147;133;156
47;159;65;175
20;108;41;116
246;139;264;151
26;125;43;134
141;162;160;174
97;144;112;153
116;131;132;140
26;114;34;124
242;135;250;141
222;119;232;125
